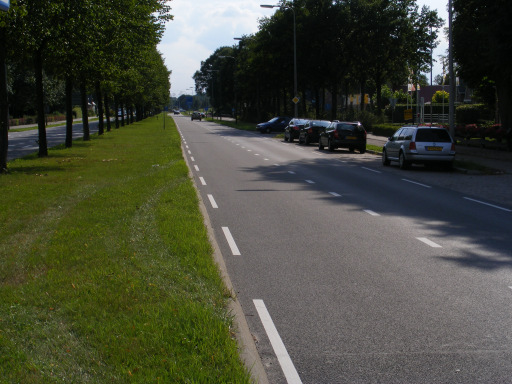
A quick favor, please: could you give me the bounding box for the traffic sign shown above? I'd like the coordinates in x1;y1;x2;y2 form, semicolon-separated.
292;96;300;104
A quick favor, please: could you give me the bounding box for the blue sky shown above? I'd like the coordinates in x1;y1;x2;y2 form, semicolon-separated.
158;0;449;97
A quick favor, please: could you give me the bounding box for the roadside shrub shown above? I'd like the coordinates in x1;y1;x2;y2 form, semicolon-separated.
456;104;492;124
432;90;449;103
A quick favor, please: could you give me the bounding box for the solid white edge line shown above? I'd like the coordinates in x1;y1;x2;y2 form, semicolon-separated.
364;209;380;216
402;179;432;188
222;227;241;256
207;194;218;209
194;165;199;172
199;177;206;186
463;197;512;212
253;300;302;384
417;237;442;248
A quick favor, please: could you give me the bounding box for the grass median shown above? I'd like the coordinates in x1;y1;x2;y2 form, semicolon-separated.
0;116;251;383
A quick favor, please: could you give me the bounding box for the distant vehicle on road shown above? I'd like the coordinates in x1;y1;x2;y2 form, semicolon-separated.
284;118;308;142
256;117;291;133
382;125;456;169
299;120;331;145
191;111;202;121
318;121;367;153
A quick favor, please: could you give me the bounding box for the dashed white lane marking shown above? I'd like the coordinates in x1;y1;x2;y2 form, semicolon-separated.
364;209;380;216
199;177;206;186
361;166;381;173
329;192;341;197
305;180;315;184
207;194;218;208
188;150;192;155
222;227;241;256
463;197;512;212
255;153;260;156
191;156;195;162
264;158;270;161
253;300;302;384
402;179;431;188
288;171;296;174
417;237;442;248
194;165;199;172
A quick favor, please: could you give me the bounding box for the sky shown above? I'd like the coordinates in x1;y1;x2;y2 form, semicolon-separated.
157;0;449;97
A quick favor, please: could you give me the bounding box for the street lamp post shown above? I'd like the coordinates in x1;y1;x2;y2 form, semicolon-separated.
207;69;220;120
261;4;298;118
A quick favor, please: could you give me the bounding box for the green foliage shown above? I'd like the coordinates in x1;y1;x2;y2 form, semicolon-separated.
432;90;449;103
455;104;493;124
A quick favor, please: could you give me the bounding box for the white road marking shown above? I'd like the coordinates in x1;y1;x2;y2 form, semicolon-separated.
190;156;195;162
188;150;192;155
329;192;341;197
361;167;381;173
364;209;380;216
222;227;241;256
255;153;260;156
463;197;512;212
305;180;315;184
207;194;218;208
402;179;431;188
199;177;206;186
253;300;302;384
264;158;269;161
288;171;296;174
194;165;199;172
417;237;442;248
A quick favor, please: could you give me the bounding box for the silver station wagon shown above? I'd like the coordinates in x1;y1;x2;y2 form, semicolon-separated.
382;125;456;169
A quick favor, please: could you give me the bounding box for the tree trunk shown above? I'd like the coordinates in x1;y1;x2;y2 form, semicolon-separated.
496;76;512;150
104;94;111;132
34;49;48;157
331;82;338;121
95;81;104;135
114;96;119;128
0;26;9;172
65;76;73;148
80;78;90;141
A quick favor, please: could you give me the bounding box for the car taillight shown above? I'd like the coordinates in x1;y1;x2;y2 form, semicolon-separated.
334;130;339;138
293;125;299;130
451;143;455;151
409;142;416;150
308;128;313;134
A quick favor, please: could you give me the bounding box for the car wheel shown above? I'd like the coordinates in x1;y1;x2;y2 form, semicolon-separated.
382;149;390;166
289;136;294;143
266;127;271;134
328;139;335;152
399;151;409;170
318;140;324;150
359;146;366;154
284;134;289;142
349;147;355;153
304;135;310;145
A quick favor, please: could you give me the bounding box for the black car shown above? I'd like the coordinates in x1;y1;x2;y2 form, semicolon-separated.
318;121;366;153
256;116;291;133
298;120;331;145
284;119;308;142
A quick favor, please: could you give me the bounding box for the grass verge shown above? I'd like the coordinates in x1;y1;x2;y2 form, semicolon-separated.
0;117;251;383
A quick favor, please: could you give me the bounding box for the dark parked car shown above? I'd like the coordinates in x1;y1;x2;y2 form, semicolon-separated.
284;119;308;142
318;121;367;153
382;125;456;169
256;117;291;133
298;120;331;145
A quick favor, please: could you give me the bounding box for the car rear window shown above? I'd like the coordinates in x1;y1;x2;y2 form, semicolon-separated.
336;123;357;132
415;128;451;142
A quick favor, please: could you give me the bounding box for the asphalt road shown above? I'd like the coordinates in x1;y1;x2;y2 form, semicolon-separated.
175;115;512;383
7;121;101;161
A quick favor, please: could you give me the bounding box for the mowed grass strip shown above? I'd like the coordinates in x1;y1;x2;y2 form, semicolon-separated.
0;116;251;383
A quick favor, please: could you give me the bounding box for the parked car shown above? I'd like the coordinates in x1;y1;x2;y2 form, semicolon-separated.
299;120;331;145
191;111;202;121
284;119;308;142
256;117;291;133
382;125;456;169
318;121;367;153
